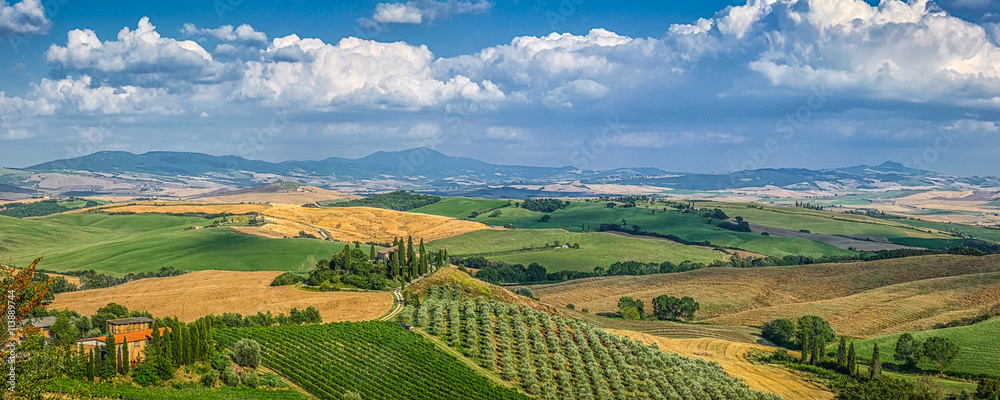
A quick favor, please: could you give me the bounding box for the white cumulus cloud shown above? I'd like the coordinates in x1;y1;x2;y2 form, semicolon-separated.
0;0;48;38
360;0;491;30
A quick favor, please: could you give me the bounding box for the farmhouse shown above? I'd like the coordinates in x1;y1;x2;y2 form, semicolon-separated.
15;316;57;341
75;317;168;369
375;246;398;264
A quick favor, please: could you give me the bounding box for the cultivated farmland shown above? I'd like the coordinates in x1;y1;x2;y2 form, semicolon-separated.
400;285;781;400
213;321;531;400
50;270;393;323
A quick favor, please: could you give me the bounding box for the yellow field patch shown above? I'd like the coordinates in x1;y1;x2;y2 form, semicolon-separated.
262;204;491;243
51;270;392;323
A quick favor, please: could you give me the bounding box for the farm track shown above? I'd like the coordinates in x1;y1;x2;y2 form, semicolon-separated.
608;330;835;400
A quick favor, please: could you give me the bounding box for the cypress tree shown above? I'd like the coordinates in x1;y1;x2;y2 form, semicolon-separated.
870;343;882;379
101;333;117;379
148;325;161;363
370;244;376;261
847;341;857;377
121;338;130;374
184;324;194;365
392;249;401;278
172;321;182;366
87;349;95;381
837;337;847;368
159;329;175;380
406;236;415;267
418;239;426;274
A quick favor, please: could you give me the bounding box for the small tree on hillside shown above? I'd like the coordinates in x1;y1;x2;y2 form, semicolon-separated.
232;338;261;369
894;333;923;369
761;319;797;348
837;337;847;368
922;337;960;373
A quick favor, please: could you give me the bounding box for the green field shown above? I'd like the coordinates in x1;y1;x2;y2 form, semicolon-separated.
426;201;857;258
0;213;350;275
703;202;949;239
47;378;307;400
411;197;514;219
841;318;1000;378
429;229;724;272
213;321;530;400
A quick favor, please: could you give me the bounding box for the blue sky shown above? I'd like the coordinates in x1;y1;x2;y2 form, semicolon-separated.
1;0;1000;176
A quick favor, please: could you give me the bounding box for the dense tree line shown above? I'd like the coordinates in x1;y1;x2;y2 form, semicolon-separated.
47;266;188;290
0;198;99;218
844;208;906;220
520;198;570;213
596;223;716;247
203;308;322;328
326;190;441;211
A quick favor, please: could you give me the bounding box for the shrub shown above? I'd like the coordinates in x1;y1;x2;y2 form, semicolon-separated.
221;368;240;386
201;370;219;387
581;308;589;313
231;338;261;368
514;287;534;299
241;370;259;388
211;351;230;371
132;362;159;386
270;272;304;286
343;391;363;400
566;304;575;310
260;373;286;388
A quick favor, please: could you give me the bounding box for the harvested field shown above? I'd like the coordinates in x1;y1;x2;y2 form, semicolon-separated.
608;330;834;400
82;202;270;215
190;185;359;206
262;204;491;244
50;270;392;323
533;254;1000;337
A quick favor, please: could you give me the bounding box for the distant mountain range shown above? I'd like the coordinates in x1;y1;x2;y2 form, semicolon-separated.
8;148;999;198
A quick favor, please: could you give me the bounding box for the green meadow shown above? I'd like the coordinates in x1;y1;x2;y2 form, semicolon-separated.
0;213;350;276
429;229;724;272
840;318;1000;378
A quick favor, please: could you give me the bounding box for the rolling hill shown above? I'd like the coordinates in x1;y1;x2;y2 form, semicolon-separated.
531;254;1000;337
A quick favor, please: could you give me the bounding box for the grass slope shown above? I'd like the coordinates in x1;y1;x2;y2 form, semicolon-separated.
411;197;513;219
213;321;531;400
430;229;723;272
0;213;350;275
437;201;857;258
843;318;1000;378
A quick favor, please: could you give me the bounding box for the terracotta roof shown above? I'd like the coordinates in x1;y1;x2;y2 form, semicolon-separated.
77;327;171;345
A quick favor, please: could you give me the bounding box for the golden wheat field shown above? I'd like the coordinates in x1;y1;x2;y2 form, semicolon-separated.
608;330;834;400
261;204;491;243
532;254;1000;337
81;201;271;215
50;270;393;323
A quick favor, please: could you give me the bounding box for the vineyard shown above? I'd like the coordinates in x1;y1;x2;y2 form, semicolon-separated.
397;285;782;400
213;321;529;400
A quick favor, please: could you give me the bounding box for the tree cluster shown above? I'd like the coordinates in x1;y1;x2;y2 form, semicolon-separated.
521;198;570;213
326;190;441;211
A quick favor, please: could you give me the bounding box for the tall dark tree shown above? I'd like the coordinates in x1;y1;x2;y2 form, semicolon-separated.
183;324;194;365
370;244;376;261
406;236;416;267
795;315;835;364
159;329;175;380
847;341;857;377
87;349;95;381
101;333;117;379
121;338;130;374
172;320;183;366
837;336;848;368
418;239;427;275
871;343;882;379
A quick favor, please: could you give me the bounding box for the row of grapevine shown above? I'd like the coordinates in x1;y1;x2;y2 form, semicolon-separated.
401;284;782;400
213;321;530;400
